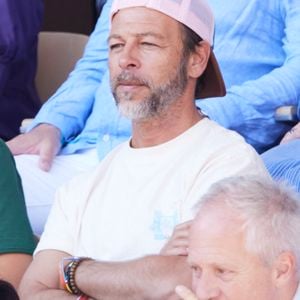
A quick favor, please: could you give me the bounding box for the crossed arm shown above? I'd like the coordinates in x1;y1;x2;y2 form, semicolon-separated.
19;249;192;300
19;222;193;299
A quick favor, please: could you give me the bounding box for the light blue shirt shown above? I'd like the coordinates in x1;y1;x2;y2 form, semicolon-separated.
262;139;300;192
30;0;300;158
198;0;300;153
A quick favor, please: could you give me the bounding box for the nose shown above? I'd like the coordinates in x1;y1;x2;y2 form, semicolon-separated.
118;43;141;70
193;273;221;300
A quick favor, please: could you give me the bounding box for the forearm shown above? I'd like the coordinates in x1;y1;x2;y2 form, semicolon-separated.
21;288;78;300
76;255;191;300
197;66;299;153
198;62;300;129
0;254;32;290
27;97;92;141
197;1;300;153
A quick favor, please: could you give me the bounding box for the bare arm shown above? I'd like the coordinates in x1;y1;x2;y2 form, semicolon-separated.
0;253;32;290
74;221;193;299
19;250;77;299
19;250;191;300
20;220;193;299
75;255;191;300
6;124;62;171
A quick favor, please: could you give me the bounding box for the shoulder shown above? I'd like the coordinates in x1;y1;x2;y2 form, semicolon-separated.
191;119;268;176
196;118;248;147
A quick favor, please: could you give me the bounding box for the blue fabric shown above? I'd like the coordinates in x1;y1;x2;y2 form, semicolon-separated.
0;0;43;140
198;0;300;153
95;0;107;14
29;0;300;158
262;140;300;193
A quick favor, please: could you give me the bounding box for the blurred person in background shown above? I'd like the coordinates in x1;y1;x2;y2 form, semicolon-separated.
0;139;36;289
0;0;44;141
262;109;300;193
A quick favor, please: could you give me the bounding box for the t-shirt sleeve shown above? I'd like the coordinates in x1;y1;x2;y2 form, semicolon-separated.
0;140;36;254
181;142;270;220
34;173;89;256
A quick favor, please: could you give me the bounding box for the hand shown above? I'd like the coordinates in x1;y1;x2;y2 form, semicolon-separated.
160;220;192;256
6;123;62;171
175;285;198;300
280;122;300;144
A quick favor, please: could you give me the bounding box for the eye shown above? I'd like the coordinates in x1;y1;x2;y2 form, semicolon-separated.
216;268;225;275
215;268;234;281
109;43;124;51
140;41;158;48
191;265;202;278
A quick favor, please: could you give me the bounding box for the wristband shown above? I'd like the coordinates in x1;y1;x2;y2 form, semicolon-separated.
60;256;91;296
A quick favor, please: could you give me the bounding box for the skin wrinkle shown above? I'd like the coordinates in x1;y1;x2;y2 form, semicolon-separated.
187;202;291;299
108;32;166;44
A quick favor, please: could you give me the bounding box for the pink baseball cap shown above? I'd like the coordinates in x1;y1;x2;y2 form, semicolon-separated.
110;0;226;99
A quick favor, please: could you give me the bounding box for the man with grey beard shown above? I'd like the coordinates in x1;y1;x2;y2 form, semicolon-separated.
111;48;189;120
20;0;269;299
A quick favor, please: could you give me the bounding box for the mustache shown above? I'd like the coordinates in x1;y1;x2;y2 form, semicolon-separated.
111;72;151;88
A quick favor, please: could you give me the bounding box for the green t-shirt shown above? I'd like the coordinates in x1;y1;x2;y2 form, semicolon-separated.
0;139;36;254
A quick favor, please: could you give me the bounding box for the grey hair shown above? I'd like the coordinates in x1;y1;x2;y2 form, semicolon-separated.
197;176;300;276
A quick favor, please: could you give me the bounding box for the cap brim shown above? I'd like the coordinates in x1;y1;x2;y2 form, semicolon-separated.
196;51;226;99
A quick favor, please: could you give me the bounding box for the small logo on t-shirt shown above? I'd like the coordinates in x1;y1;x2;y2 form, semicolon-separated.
150;211;179;240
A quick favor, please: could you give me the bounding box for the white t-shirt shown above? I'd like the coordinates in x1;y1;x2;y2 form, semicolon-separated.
36;119;269;260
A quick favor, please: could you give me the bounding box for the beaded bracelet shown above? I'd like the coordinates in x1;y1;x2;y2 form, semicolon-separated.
60;256;91;297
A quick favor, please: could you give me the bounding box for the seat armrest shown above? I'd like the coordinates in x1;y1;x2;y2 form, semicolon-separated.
274;105;298;122
20;119;34;133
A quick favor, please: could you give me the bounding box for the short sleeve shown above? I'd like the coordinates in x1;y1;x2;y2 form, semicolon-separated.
0;139;36;254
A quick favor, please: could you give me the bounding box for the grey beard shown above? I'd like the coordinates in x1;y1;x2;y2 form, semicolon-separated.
111;61;188;120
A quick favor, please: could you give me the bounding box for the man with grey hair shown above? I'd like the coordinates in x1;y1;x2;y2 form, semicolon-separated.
175;176;300;300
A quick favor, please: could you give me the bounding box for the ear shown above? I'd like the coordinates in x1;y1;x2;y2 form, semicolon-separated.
187;41;211;79
271;252;297;287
